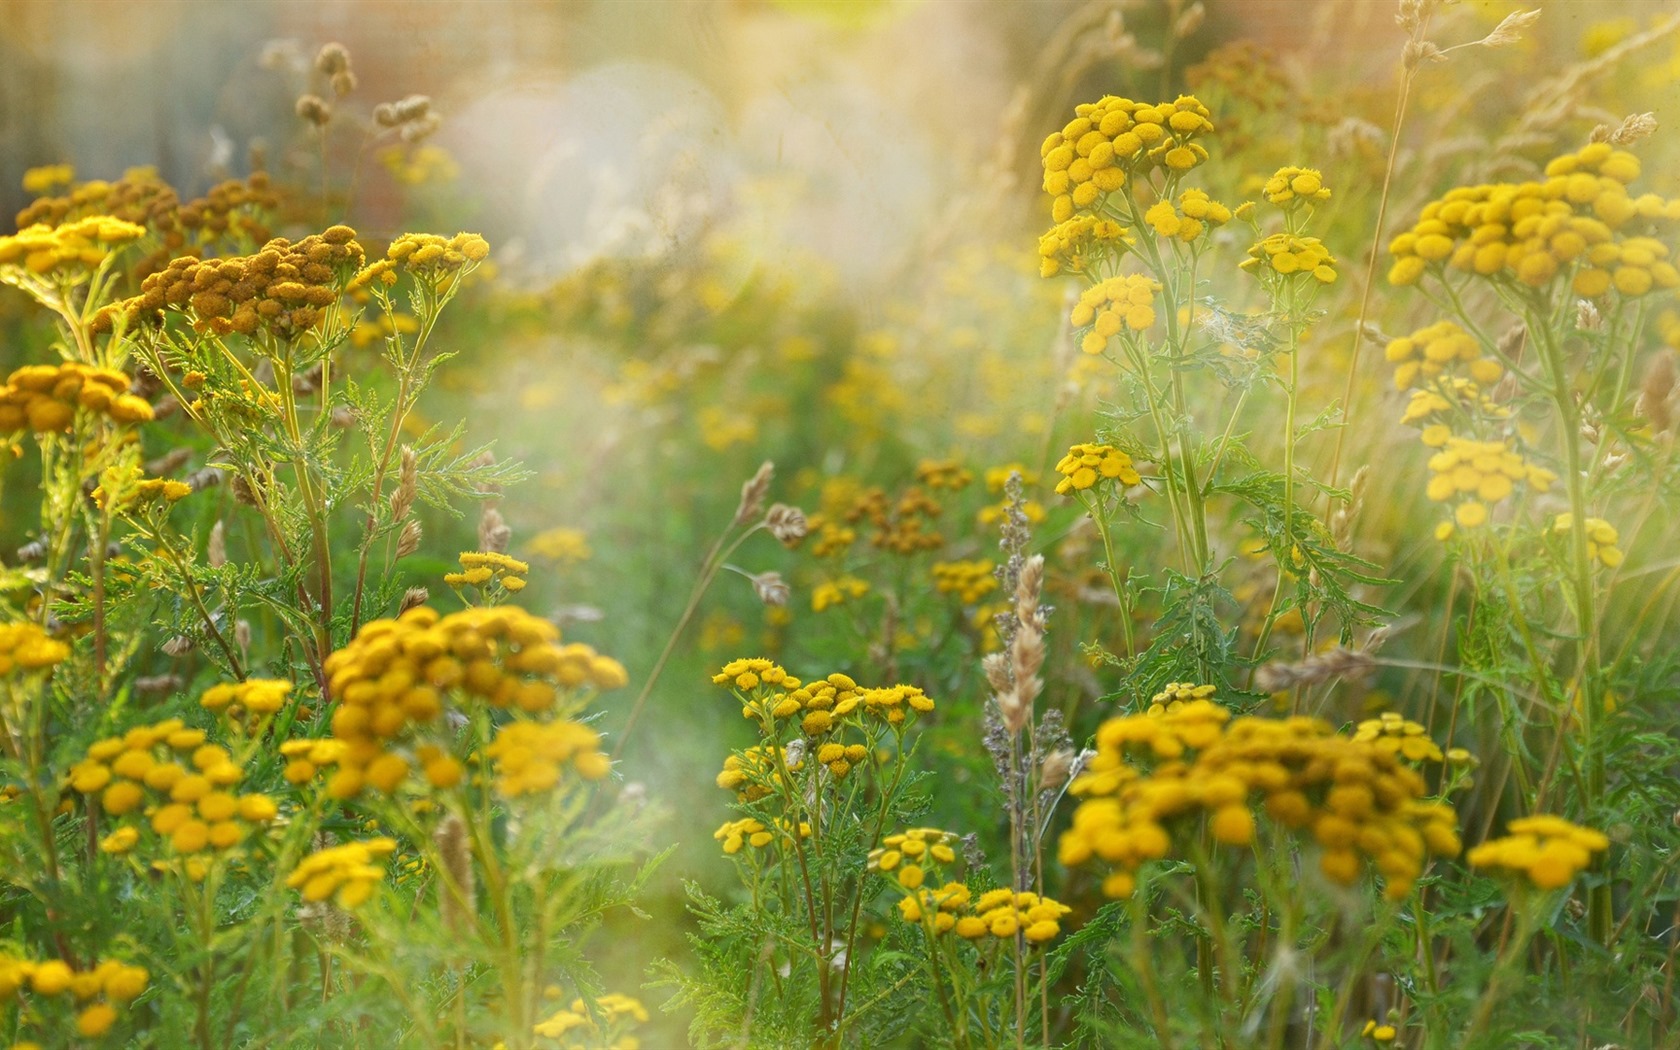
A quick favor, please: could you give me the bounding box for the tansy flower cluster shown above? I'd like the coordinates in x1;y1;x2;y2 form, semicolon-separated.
1060;701;1461;900
1147;681;1218;715
952;889;1072;945
1468;815;1609;890
445;550;530;595
868;826;959;890
68;719;279;860
1402;380;1510;446
812;575;870;612
839;485;945;555
1040;94;1215;222
1425;436;1556;534
1240;232;1337;283
1262;166;1332;207
90;467;191;511
286;837;397;908
200;678;293;718
98;226;364;339
17;168;279;276
713;816;810;855
20;164;74;195
0;622;70;675
1551;513;1624;568
280;738;350;785
1054;442;1141;494
0;216;145;281
914;458;973;491
531;992;648;1047
932;559;997;604
528;526;592;566
0;953;149;1038
1387;142;1680;295
0;363;153;433
354;231;490;289
1383;320;1505;391
1144;188;1234;241
715;744;801;802
321;605;626;799
1071;273;1161;351
484;718;611;795
1352;712;1445;764
1036;214;1133;277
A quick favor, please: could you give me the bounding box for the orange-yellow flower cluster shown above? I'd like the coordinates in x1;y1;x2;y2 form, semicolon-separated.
0;216;145;279
1388;142;1680;295
1037;214;1133;277
1041;95;1215;222
869;826;959;890
1352;712;1444;763
286;837;397;908
0;363;153;433
1468;815;1609;890
1551;513;1624;568
201;678;292;717
1262;166;1331;207
0;953;148;1038
1383;320;1505;392
952;888;1073;945
321;605;626;799
444;550;530;594
1144;188;1233;241
69;719;279;859
100;226;364;340
1055;443;1141;495
1060;701;1461;900
1241;233;1337;283
1072;273;1162;352
0;622;70;675
1425;437;1556;535
932;559;998;604
484;718;611;795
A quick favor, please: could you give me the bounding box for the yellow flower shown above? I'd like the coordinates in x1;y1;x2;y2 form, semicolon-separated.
1071;274;1162;352
1054;443;1141;495
1468;815;1608;890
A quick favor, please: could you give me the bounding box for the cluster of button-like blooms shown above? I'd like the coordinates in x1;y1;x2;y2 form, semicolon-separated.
69;719;278;859
1240;232;1337;283
913;458;973;491
1402;380;1510;448
1352;712;1444;764
714;744;801;803
0;216;145;279
1037;214;1133;277
0;622;70;676
530;992;648;1047
351;231;490;290
1054;442;1142;495
840;485;945;555
1262;166;1332;207
931;559;998;604
868;827;959;891
98;226;364;339
1425;436;1557;534
1551;514;1624;568
1040;94;1216;222
1059;701;1461;901
1144;188;1233;241
0;953;149;1038
17;168;279;277
0;363;153;433
1146;681;1217;715
200;678;292;717
1072;273;1161;352
1383;320;1505;392
484;719;611;796
712;816;810;855
286;836;397;908
1467;815;1609;890
444;550;529;594
320;605;625;799
1387;142;1680;296
952;889;1072;945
